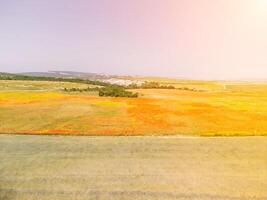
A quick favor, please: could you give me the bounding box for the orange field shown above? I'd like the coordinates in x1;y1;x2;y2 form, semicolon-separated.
1;79;267;136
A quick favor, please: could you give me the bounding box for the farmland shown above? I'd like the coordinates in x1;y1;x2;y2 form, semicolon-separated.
0;135;266;200
1;79;267;136
1;78;267;200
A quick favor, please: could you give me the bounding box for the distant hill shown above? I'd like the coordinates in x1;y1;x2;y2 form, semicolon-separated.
19;71;113;80
0;71;113;87
0;72;17;78
0;71;146;87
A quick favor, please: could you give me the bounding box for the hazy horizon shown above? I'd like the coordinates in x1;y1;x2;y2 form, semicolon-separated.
1;0;267;80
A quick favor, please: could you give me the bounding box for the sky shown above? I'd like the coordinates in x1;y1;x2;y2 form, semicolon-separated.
0;0;267;80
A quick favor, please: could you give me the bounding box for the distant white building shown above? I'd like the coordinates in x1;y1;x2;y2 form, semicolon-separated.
101;78;144;86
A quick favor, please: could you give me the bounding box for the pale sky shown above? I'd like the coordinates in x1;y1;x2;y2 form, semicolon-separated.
0;0;267;79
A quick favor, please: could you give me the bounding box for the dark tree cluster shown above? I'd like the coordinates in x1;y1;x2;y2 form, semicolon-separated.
99;85;138;98
64;86;138;98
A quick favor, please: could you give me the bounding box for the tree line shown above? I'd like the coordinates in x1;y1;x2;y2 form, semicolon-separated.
127;81;175;89
0;73;109;86
64;85;138;98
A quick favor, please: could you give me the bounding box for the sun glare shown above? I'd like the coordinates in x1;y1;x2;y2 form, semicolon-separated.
255;0;267;11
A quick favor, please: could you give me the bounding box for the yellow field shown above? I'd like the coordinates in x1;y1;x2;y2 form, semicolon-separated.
1;79;267;136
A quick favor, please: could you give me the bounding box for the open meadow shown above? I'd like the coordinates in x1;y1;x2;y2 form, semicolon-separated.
0;134;266;200
1;79;267;136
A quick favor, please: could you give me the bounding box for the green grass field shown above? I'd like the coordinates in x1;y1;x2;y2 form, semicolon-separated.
1;79;267;136
1;135;266;200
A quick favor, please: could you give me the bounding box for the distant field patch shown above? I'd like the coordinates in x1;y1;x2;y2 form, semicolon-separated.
1;80;267;136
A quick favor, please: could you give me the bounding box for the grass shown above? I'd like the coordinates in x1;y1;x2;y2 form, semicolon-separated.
1;79;267;136
0;135;266;200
